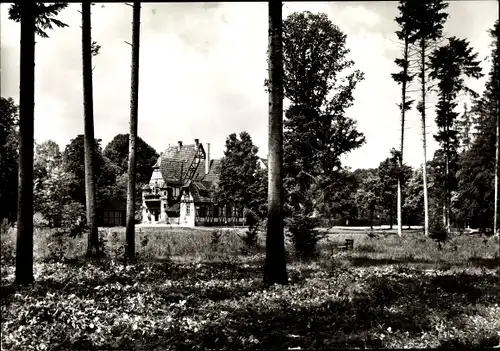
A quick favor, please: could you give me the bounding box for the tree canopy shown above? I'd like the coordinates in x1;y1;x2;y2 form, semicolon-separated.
215;131;266;218
103;133;159;184
281;11;365;216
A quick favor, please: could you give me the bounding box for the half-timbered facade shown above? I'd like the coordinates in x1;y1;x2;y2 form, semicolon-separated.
141;139;248;226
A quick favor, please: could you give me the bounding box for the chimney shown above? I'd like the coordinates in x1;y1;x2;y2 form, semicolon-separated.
194;138;199;147
178;141;182;151
205;143;210;174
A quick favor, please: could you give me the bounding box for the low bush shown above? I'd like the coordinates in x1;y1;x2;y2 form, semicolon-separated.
239;209;261;255
286;213;325;261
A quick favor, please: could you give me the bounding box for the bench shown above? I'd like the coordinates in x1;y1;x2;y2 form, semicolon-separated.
338;239;354;251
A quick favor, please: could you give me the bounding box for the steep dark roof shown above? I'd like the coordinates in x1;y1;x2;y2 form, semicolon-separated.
201;159;221;183
159;144;220;186
190;182;212;203
160;144;198;184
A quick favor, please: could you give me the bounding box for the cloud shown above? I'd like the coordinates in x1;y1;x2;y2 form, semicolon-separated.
0;1;497;170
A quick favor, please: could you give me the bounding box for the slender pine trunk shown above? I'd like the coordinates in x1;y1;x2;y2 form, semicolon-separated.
264;0;287;286
397;34;410;238
420;39;430;237
15;3;36;285
389;204;393;229
126;1;141;262
445;129;451;233
82;3;99;257
495;0;500;250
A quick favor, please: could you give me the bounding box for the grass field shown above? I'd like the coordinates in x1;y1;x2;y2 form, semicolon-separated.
1;225;499;349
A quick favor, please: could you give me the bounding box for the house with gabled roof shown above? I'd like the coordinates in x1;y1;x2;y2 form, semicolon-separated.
141;139;248;226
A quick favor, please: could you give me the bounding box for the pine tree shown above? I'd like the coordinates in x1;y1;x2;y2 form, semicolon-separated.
82;3;101;258
264;0;288;285
8;2;68;285
457;22;499;233
126;2;141;262
405;0;449;236
393;0;416;236
429;37;482;232
457;103;473;153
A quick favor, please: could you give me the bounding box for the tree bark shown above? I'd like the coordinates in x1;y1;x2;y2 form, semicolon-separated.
495;1;500;259
264;0;287;286
126;1;141;262
370;209;374;230
15;3;36;285
495;1;500;245
389;204;393;230
397;34;410;238
445;130;451;233
82;3;99;257
420;39;430;237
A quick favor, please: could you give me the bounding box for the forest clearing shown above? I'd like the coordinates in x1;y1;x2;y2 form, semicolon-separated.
2;1;500;349
1;226;499;349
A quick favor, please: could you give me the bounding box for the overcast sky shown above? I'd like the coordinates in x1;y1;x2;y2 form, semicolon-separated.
1;1;497;170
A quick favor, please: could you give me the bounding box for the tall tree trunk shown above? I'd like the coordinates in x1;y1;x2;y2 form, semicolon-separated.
15;3;36;285
389;203;393;229
126;1;141;262
82;3;99;257
264;0;287;286
495;1;500;256
420;39;430;237
397;34;410;238
445;133;451;233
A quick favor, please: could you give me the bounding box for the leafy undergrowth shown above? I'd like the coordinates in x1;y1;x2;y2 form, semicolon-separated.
1;257;499;350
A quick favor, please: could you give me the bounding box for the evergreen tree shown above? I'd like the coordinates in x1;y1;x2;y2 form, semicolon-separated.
8;2;68;285
264;0;288;285
406;0;449;236
429;36;483;231
457;22;499;232
393;0;417;236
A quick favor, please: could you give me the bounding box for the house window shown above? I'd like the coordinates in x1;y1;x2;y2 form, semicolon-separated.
186;203;191;216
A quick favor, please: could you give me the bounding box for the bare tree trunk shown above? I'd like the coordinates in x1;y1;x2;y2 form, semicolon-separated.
15;3;36;285
495;0;500;249
495;1;500;261
82;3;99;257
445;138;451;233
397;168;403;233
126;1;141;262
397;35;410;238
420;39;430;237
389;205;393;229
264;0;287;286
370;209;374;231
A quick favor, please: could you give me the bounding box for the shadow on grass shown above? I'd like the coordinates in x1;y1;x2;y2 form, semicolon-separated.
0;260;266;303
349;256;435;267
71;267;500;350
467;257;500;269
2;257;499;350
348;256;500;269
87;269;500;350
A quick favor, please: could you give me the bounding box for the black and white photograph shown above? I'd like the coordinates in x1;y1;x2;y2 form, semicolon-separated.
1;1;499;349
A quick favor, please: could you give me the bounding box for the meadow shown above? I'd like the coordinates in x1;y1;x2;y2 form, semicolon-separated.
1;225;499;349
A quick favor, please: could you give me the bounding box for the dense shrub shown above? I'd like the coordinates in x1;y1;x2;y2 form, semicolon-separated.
286;213;325;260
429;210;448;250
239;209;260;255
